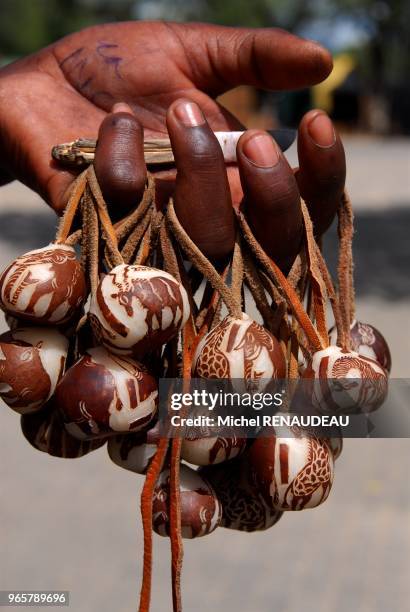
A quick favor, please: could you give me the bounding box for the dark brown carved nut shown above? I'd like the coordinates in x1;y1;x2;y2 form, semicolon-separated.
192;313;286;388
152;464;222;539
89;264;190;357
326;434;343;461
0;327;68;414
247;428;334;511
329;320;391;373
21;401;106;458
55;346;158;440
0;244;87;325
5;309;85;337
302;345;388;413
107;421;160;474
200;459;283;532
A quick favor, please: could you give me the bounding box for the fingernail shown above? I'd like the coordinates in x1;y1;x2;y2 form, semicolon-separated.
112;102;133;114
308;113;336;147
242;134;280;168
173;101;205;127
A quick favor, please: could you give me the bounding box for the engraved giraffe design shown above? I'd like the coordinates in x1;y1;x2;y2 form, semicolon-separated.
330;355;387;410
195;318;231;378
283;436;332;510
195;319;277;380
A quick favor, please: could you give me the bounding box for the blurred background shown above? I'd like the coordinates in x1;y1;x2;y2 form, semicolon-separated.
0;1;409;612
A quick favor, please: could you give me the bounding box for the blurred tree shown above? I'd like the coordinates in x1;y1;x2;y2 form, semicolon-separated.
0;0;135;58
177;0;313;28
321;0;410;84
322;0;410;131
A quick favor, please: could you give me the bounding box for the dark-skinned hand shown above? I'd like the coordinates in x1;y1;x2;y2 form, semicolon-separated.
0;21;332;212
94;99;346;270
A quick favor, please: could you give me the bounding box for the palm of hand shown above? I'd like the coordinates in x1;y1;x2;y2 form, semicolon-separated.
54;23;238;136
0;24;236;206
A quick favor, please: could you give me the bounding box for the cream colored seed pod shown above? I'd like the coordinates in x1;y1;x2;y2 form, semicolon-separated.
181;433;246;466
89;264;190;357
192;313;286;389
0;244;86;325
302;345;388;413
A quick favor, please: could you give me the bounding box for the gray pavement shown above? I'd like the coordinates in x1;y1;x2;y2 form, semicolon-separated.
0;136;409;612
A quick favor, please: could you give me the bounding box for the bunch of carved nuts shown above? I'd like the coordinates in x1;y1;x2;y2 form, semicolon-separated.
0;245;188;457
0;237;391;539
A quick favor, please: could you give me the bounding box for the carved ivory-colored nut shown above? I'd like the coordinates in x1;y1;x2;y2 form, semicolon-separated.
302;345;388;413
200;460;283;532
21;401;106;458
55;346;158;440
192;313;286;387
89;264;190;357
0;244;87;325
181;432;246;466
247;429;334;511
329;320;391;373
152;464;222;539
0;327;68;414
107;422;160;474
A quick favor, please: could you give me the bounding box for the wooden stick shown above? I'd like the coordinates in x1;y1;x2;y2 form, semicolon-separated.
52;130;295;167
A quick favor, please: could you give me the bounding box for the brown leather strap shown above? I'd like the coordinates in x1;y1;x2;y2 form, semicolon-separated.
237;209;324;353
55;169;88;244
139;437;169;612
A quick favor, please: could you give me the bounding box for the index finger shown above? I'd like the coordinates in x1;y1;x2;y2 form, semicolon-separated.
94;105;147;220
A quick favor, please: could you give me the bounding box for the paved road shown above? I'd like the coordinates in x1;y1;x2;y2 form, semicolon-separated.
0;136;409;612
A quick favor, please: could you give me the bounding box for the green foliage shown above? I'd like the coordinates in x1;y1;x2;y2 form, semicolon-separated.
0;0;135;58
194;0;275;27
175;0;313;28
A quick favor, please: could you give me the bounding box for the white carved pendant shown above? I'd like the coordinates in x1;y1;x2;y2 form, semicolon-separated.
302;345;388;413
181;432;246;466
89;264;190;357
192;313;286;388
0;244;86;325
